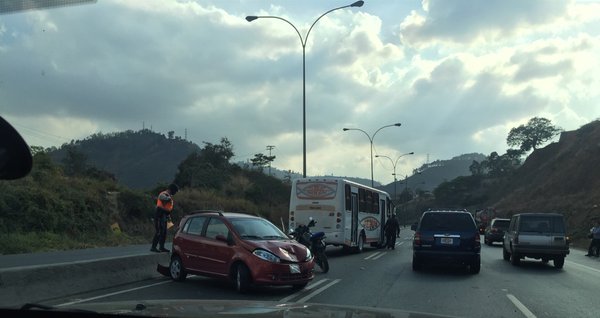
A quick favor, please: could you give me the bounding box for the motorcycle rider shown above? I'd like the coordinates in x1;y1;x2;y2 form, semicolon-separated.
585;219;600;256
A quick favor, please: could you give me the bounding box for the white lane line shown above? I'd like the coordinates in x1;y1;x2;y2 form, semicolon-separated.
506;294;537;318
56;280;172;307
278;279;329;303
566;260;600;274
364;252;382;260
296;279;341;303
371;252;386;260
396;241;405;246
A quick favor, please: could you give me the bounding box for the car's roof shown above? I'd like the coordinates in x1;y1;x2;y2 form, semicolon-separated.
491;218;510;221
424;209;470;214
513;213;564;217
185;210;260;219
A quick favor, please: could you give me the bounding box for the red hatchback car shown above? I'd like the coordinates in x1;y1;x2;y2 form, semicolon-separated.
170;211;315;293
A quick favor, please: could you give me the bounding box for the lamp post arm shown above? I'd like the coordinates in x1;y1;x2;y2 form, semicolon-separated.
306;4;352;44
255;16;305;46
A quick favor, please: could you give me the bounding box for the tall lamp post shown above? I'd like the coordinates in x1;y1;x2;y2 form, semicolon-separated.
342;123;402;187
246;1;364;178
375;152;414;202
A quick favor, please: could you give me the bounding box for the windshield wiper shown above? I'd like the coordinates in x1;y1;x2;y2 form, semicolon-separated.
261;235;287;240
240;235;263;239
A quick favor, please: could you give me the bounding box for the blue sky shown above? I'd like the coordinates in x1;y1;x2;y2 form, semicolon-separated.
1;0;599;185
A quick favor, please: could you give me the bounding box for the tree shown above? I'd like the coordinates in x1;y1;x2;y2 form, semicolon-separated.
507;117;562;152
174;137;235;189
62;145;88;176
250;153;276;172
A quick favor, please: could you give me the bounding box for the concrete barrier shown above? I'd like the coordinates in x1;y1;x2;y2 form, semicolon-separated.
0;253;170;307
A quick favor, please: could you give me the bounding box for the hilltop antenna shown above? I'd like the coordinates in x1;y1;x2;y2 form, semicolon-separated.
184;128;187;140
266;145;275;176
142;121;145;130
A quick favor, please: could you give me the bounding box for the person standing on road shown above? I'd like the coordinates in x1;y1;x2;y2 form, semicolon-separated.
384;214;400;249
150;183;179;253
585;219;600;256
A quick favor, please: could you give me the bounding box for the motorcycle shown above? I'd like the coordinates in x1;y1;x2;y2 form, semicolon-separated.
587;233;599;257
290;217;329;273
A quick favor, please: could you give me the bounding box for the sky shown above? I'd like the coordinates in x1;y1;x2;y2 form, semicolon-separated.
1;0;600;185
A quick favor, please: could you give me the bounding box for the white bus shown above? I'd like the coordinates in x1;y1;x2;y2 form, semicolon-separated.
288;177;393;252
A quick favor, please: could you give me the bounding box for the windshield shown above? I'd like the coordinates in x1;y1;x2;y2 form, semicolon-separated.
231;218;288;240
1;1;599;317
492;220;510;229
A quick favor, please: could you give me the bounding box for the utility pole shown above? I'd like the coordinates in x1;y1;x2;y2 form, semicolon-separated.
266;145;275;176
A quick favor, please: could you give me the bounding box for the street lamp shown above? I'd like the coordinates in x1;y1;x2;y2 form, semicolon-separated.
342;123;402;187
246;1;364;178
375;152;414;202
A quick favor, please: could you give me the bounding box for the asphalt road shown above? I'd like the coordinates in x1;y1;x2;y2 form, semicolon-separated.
44;231;600;318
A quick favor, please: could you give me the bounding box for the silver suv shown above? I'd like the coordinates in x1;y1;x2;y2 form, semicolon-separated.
502;213;569;268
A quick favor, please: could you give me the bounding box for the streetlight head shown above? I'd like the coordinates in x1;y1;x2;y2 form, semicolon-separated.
393;123;402;127
351;1;364;7
409;152;414;155
343;128;350;131
245;16;258;22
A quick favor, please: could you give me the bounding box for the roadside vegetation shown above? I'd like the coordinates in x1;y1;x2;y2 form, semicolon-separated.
0;139;290;254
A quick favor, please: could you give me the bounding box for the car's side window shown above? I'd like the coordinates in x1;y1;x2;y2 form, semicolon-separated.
186;216;207;236
205;217;230;240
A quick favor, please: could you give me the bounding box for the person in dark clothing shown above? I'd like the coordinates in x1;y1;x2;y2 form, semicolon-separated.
384;215;401;249
150;183;178;253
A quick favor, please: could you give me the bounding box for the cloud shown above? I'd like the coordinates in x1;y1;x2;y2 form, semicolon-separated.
399;0;570;46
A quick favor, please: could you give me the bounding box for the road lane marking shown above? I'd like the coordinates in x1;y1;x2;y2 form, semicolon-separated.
371;252;386;260
566;260;600;274
279;279;329;303
364;252;383;260
396;241;405;246
56;280;172;307
296;279;341;303
506;294;536;318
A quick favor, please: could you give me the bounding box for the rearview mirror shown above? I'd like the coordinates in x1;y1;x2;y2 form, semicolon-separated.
0;116;32;180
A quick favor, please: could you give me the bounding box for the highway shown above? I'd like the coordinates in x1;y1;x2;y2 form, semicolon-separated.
39;231;600;318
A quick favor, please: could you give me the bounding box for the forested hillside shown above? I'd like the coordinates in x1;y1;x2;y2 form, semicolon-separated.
49;130;200;189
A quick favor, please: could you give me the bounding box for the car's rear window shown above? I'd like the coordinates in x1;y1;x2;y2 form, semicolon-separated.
420;213;476;231
519;216;565;233
492;220;510;229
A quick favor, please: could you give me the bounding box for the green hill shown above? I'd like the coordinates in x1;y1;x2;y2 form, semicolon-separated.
49;130;200;189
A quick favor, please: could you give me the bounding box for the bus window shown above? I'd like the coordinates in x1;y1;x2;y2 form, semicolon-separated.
366;191;373;213
359;188;366;212
373;193;379;214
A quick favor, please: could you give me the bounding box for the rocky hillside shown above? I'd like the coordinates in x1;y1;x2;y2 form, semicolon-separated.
491;120;600;238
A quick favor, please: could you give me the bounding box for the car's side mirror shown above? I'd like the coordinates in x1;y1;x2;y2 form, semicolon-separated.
0;116;32;180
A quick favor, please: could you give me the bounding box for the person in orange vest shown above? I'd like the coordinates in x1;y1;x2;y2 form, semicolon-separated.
150;183;179;253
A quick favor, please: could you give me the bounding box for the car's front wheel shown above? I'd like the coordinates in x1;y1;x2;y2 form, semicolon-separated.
169;255;187;282
235;263;251;293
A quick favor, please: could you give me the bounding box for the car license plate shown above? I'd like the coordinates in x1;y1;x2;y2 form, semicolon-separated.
289;264;301;274
441;237;453;245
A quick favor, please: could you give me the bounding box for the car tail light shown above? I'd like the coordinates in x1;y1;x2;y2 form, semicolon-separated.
413;231;421;246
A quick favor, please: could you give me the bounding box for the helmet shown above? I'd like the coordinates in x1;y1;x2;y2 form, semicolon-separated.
168;183;179;194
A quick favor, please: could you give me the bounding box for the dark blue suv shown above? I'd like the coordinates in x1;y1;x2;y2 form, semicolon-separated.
411;210;481;274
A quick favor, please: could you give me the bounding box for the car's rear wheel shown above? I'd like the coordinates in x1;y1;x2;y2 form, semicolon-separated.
554;257;565;269
469;261;481;274
412;255;421;271
169;255;187;282
591;245;600;257
235;263;251;293
502;246;510;261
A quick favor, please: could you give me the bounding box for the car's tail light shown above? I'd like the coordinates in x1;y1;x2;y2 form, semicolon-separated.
413;231;421;247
